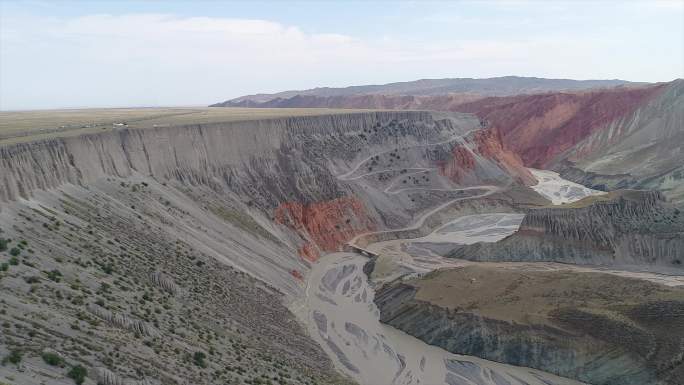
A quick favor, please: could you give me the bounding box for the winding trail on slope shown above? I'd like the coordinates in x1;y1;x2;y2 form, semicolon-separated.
289;130;587;384
336;129;479;181
347;184;500;248
335;128;505;248
295;130;683;384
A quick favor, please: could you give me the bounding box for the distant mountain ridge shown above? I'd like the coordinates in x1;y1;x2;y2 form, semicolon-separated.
213;76;638;105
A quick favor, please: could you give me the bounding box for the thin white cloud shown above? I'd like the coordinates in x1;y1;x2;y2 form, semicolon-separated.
0;11;681;110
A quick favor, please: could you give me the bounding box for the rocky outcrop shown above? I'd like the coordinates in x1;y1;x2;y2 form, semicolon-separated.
0;111;430;204
436;144;477;183
149;271;180;295
555;79;684;206
453;83;666;167
274;196;377;260
217;79;684;206
88;304;161;337
374;267;684;385
436;128;535;186
448;190;684;267
472;129;536;185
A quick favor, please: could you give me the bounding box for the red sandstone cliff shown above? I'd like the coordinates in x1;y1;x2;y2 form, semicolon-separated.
274;196;376;261
221;82;669;170
451;84;666;167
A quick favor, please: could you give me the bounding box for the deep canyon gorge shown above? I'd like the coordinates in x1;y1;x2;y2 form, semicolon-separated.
1;76;683;385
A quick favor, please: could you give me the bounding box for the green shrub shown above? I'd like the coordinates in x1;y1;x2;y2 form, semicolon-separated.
42;352;63;366
0;238;8;252
9;257;18;266
6;350;22;364
193;351;207;368
45;269;62;282
102;264;114;274
9;248;20;257
0;263;8;272
67;364;87;385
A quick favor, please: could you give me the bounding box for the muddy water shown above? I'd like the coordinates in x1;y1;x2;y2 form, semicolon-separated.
294;253;583;385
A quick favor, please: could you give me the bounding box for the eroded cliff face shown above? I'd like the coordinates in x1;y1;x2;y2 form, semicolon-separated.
374;267;684;385
216;80;684;206
553;79;684;205
1;110;535;282
448;190;684;267
274;196;377;261
1;111;480;385
453;84;667;167
0;109;542;384
0;112;417;204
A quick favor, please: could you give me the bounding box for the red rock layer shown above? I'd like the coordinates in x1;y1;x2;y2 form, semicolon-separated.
472;129;536;185
436;129;535;185
274;196;376;261
232;83;668;169
298;243;320;263
437;145;476;183
290;269;304;281
453;84;666;167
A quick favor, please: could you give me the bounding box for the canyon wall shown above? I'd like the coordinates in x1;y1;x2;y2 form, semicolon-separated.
453;84;666;167
1;110;533;281
448;190;684;267
215;80;684;205
374;268;684;385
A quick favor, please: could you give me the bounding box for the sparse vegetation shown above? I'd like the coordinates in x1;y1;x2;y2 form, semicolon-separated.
193;351;207;368
4;349;22;365
45;269;63;282
42;351;64;366
67;364;87;385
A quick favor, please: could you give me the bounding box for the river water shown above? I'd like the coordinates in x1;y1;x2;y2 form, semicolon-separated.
289;170;634;384
293;252;584;385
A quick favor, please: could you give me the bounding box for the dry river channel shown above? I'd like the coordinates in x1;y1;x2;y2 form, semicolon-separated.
291;162;684;385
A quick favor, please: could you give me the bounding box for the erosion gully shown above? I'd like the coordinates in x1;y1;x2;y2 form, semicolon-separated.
290;137;683;385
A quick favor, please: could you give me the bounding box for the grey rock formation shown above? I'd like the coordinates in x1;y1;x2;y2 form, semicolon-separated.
448;190;684;267
88;304;161;337
553;79;684;206
1;109;531;385
149;271;179;295
374;269;684;385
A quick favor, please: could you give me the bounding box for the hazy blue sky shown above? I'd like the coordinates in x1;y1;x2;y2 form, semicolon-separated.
1;1;682;110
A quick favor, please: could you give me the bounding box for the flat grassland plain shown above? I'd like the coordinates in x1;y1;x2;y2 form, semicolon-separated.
0;107;373;144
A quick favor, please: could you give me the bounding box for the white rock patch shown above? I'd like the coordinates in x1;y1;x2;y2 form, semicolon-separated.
529;168;606;205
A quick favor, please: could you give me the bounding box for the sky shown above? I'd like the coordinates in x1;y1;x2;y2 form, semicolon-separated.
1;0;683;110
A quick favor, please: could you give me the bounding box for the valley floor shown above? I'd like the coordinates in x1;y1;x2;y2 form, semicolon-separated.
293;168;684;385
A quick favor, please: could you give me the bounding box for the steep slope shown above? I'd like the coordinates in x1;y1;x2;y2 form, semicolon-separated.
452;83;667;167
554;79;684;204
375;266;684;385
214;80;684;206
447;190;684;267
0;186;351;385
0;109;534;384
216;76;635;104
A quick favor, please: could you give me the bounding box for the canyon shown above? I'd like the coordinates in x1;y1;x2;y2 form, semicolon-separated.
0;75;682;385
217;77;684;206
